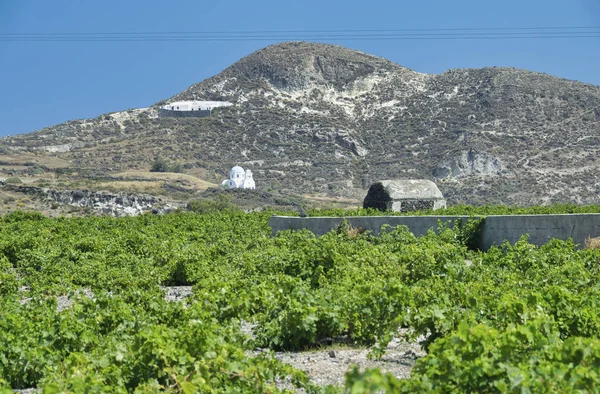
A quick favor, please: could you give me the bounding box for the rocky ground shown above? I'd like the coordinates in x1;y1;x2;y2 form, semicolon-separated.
271;336;424;388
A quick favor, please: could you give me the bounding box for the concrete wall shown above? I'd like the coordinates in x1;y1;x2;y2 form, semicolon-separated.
480;214;600;250
269;214;600;250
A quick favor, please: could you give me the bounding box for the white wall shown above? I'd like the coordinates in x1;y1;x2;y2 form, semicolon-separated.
162;101;233;112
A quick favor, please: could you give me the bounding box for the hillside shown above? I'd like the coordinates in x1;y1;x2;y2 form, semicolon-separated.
1;41;599;206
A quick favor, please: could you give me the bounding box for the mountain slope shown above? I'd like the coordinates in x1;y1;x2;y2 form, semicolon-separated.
2;42;600;205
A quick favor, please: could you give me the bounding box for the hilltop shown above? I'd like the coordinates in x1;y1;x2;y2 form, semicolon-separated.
1;41;599;209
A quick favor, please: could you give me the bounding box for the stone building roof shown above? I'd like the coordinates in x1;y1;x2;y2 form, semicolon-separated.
375;180;444;200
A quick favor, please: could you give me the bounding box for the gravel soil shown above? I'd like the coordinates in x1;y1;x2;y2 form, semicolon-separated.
272;335;425;388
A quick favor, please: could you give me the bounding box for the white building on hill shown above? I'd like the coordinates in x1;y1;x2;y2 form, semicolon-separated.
158;100;233;118
221;166;256;190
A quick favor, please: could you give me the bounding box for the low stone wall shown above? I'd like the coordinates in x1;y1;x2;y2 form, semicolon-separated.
268;214;600;250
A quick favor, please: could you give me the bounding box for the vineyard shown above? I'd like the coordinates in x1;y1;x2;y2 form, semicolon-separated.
1;207;600;393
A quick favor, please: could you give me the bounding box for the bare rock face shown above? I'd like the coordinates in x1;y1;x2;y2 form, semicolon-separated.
178;42;407;95
434;149;504;179
363;180;446;212
0;182;181;216
2;42;600;206
44;189;182;216
335;132;369;157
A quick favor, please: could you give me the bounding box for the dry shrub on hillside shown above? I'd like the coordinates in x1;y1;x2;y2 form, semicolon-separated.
584;237;600;250
336;220;367;238
347;225;366;238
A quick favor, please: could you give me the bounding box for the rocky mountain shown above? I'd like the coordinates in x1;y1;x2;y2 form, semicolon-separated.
2;41;600;205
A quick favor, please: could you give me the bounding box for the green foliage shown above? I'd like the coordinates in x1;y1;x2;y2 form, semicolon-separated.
0;256;17;296
309;203;600;217
187;194;240;214
2;210;45;223
452;216;485;251
150;157;170;172
1;208;600;391
150;157;183;173
3;177;22;184
401;319;600;393
344;367;404;393
54;167;74;178
0;292;315;393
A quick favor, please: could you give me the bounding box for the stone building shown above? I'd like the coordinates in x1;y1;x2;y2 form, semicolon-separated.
363;180;446;212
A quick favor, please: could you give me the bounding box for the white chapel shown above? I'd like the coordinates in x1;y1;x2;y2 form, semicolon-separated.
221;166;256;190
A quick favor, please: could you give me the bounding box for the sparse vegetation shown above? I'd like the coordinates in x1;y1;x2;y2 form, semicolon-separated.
150;156;170;173
187;194;240;214
150;157;184;173
4;177;22;184
335;218;367;238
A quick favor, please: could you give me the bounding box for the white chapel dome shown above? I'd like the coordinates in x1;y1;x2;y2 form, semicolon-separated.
230;166;245;177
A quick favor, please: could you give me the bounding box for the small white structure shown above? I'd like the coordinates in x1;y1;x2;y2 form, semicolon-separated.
158;100;233;118
221;166;256;190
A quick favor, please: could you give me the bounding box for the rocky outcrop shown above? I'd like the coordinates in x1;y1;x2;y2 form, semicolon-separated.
433;149;504;179
45;189;182;216
0;182;182;216
335;132;369;157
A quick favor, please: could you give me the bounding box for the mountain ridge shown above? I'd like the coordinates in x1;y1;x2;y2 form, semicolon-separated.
2;41;599;206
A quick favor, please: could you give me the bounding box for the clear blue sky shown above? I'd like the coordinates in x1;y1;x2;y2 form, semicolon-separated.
1;0;599;136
